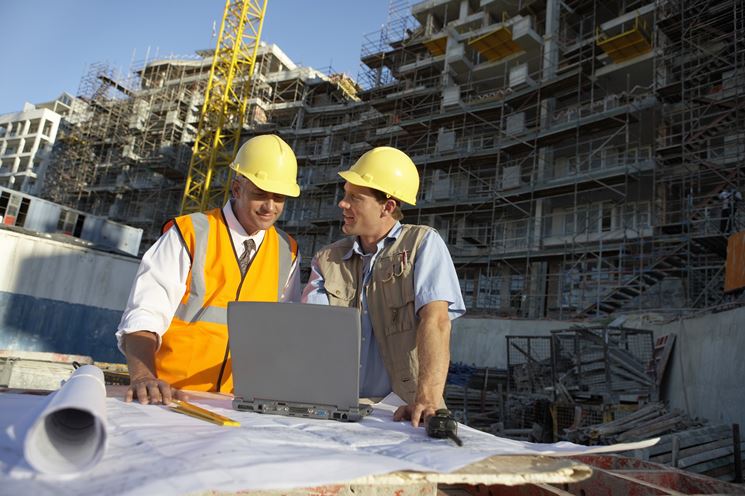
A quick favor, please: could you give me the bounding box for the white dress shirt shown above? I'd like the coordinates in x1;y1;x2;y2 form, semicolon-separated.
116;201;301;352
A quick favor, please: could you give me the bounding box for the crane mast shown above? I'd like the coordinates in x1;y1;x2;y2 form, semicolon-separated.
180;0;268;214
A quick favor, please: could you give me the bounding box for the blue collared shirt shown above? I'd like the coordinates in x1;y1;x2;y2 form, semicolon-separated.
302;222;466;398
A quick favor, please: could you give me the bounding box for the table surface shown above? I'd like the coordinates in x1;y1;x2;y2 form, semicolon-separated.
103;385;594;489
0;385;595;496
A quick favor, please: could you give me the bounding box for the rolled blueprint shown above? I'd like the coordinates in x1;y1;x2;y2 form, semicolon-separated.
23;365;107;475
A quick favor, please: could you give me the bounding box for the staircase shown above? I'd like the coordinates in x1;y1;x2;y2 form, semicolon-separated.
577;241;687;317
684;102;740;152
578;176;734;317
576;234;729;318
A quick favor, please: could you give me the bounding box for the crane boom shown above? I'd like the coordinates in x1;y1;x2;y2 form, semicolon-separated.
180;0;268;214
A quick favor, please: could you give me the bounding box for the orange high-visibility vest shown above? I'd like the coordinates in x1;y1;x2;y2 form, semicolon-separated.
155;207;297;393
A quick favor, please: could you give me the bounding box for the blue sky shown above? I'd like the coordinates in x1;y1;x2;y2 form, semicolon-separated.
0;1;392;114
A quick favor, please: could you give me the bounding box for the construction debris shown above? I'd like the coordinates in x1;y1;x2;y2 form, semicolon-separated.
445;364;506;426
507;327;658;404
561;403;744;482
562;402;702;445
494;328;682;446
648;424;744;481
552;327;658;403
488;326;744;482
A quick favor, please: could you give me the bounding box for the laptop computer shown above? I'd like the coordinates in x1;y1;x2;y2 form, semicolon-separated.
227;302;373;422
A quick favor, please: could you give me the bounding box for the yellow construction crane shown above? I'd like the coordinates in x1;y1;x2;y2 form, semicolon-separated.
180;0;268;214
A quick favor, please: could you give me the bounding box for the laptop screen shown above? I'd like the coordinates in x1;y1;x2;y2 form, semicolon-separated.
227;302;362;409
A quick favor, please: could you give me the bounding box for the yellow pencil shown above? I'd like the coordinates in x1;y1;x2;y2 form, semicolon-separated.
170;399;240;427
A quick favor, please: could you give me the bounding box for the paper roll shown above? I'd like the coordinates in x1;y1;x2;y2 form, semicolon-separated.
23;365;108;475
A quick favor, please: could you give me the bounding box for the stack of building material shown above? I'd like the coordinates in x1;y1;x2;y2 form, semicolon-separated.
562;402;702;445
453;328;664;444
94;362;130;385
490;396;554;442
445;362;478;387
647;424;744;481
506;336;553;396
551;327;657;403
0;350;94;391
505;328;657;403
499;328;671;446
562;405;744;481
444;365;506;427
444;384;500;412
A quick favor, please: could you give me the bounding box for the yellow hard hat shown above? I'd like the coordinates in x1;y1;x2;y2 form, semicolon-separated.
230;135;300;197
338;146;419;205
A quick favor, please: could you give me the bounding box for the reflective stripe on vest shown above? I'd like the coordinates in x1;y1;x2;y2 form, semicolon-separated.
173;213;294;326
173;212;211;323
276;227;293;299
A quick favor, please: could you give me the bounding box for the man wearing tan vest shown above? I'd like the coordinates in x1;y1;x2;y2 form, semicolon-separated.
116;135;301;405
303;146;465;427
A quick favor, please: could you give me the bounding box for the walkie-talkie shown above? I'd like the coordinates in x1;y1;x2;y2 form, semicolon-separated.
426;409;463;446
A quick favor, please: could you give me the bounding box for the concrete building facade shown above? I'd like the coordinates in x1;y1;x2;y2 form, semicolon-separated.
320;0;742;320
41;1;745;322
0;102;60;193
0;93;85;195
41;44;362;252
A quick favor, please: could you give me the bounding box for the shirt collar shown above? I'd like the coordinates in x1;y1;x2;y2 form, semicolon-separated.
224;200;265;245
342;222;403;260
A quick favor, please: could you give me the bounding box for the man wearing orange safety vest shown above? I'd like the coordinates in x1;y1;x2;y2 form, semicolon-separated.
116;135;301;405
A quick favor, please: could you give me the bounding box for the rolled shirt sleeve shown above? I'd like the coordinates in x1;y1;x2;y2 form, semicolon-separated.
115;228;189;353
413;230;466;320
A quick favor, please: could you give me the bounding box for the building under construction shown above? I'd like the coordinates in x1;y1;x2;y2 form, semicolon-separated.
41;56;207;245
41;0;745;321
41;44;363;250
337;0;744;320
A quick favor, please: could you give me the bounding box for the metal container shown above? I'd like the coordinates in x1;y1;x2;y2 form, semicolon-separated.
0;350;94;390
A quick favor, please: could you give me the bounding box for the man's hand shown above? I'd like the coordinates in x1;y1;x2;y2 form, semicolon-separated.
393;401;439;428
125;375;185;405
123;331;186;405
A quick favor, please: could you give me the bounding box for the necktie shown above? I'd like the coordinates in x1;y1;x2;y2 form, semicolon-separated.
238;238;256;276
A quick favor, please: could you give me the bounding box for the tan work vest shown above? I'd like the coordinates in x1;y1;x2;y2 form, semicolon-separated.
315;224;439;405
156;207;297;393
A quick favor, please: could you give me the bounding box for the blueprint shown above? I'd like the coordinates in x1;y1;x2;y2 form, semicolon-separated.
0;390;657;495
17;365;107;475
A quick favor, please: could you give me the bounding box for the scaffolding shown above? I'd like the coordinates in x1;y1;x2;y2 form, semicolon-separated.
41;44;367;255
42;62;134;208
42;55;210;249
302;0;744;320
40;1;745;320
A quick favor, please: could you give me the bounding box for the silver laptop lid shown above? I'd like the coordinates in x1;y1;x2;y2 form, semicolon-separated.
227;302;361;409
